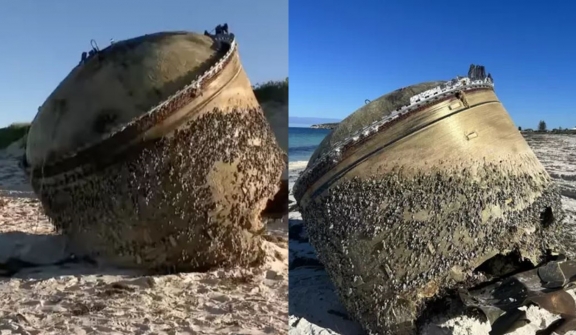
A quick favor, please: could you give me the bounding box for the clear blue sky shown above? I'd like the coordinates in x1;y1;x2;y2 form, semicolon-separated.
0;0;287;127
289;0;576;130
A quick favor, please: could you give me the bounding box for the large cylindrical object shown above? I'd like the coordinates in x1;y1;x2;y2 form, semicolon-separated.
294;70;566;334
23;31;285;273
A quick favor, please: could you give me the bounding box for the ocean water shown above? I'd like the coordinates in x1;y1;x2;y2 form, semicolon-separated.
288;127;331;171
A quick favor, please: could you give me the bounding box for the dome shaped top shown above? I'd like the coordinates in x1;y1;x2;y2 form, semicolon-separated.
26;31;222;166
308;81;445;166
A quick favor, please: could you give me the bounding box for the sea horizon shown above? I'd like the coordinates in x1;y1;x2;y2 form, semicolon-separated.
288;127;331;173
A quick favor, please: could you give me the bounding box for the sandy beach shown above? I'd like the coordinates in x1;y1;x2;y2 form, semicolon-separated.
0;142;288;335
288;133;576;335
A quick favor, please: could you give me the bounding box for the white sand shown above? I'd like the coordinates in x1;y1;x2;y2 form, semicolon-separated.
288;134;576;335
288;161;308;171
0;145;288;335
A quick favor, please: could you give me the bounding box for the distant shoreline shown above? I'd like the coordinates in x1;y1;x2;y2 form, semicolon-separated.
522;129;576;135
306;122;576;133
310;123;339;130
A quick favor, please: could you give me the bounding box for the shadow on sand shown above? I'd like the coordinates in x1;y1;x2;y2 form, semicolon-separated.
0;231;142;280
288;217;366;335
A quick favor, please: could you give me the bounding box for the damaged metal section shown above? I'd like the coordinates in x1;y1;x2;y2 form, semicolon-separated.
459;258;576;334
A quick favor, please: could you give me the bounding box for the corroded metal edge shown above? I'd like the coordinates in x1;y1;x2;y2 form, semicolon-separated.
293;76;495;202
23;32;238;178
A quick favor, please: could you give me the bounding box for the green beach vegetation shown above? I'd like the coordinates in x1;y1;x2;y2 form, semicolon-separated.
0;122;31;149
253;78;288;105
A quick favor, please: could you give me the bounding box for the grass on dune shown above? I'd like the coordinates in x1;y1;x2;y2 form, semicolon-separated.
0;123;31;149
253;78;288;105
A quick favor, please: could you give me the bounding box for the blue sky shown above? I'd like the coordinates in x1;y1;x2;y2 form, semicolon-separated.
289;0;576;129
0;0;287;127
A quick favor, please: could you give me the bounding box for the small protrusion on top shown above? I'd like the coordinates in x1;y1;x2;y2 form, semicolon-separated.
215;23;229;35
205;23;230;38
468;64;489;81
79;39;103;65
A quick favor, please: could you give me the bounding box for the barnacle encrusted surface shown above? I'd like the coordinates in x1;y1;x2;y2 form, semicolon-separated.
24;32;285;273
295;83;566;334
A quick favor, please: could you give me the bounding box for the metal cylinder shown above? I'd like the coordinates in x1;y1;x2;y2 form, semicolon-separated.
294;73;566;334
23;31;284;273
